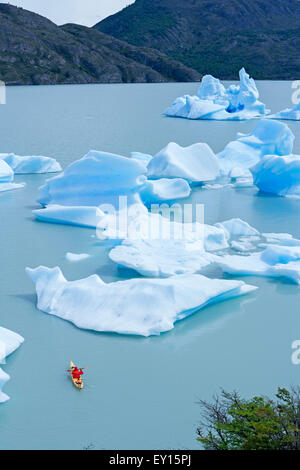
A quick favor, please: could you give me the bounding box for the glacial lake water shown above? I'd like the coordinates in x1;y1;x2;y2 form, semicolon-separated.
0;81;300;450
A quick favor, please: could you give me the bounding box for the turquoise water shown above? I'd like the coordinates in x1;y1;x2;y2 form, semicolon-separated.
0;82;300;450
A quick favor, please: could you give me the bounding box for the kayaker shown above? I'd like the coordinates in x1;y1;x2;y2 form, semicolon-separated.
68;366;84;379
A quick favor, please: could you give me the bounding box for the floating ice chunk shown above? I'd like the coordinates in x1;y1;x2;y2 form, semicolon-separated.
140;178;191;205
66;253;91;262
217;120;295;177
251;154;300;197
0;153;61;174
0;159;14;183
37;150;146;207
0;327;24;403
268;102;300;121
215;218;259;238
215;245;300;284
147;142;220;183
164;69;268;121
26;266;256;336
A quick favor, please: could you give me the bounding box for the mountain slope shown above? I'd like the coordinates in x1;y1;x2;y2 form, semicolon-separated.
95;0;300;79
0;3;201;85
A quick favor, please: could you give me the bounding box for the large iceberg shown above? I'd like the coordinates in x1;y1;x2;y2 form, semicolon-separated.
26;266;256;337
0;327;24;403
36;150;191;217
217;120;295;178
268;102;300;121
251;154;300;197
147;142;220;183
164;69;269;121
0;153;62;174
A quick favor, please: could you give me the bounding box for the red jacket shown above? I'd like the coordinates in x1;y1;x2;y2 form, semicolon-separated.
72;367;83;379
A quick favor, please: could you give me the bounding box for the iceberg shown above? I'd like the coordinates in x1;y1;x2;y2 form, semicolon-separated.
251;154;300;197
36;150;190;222
26;266;256;337
217;120;295;178
268;102;300;121
215;245;300;285
0;327;24;403
37;150;147;208
164;68;269;121
147;142;220;183
0;153;62;174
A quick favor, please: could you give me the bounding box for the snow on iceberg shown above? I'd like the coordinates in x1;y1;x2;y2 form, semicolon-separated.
215;245;300;285
26;266;256;336
217;119;295;178
0;327;24;403
0;153;61;174
251;154;300;197
268;102;300;121
147;142;220;183
164;68;269;121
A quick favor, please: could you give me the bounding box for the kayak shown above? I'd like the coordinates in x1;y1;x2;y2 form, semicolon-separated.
69;361;84;390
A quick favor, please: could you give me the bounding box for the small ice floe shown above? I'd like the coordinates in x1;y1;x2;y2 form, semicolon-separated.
0;327;24;403
164;68;269;121
215;245;300;285
26;266;256;337
0;153;61;174
268;102;300;121
251;154;300;197
66;253;91;262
